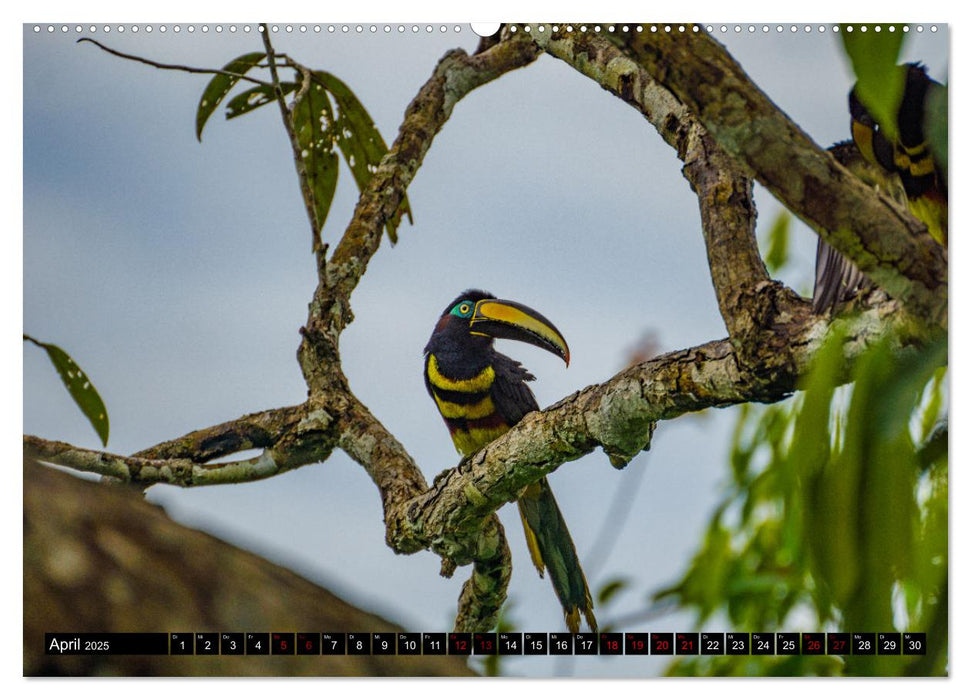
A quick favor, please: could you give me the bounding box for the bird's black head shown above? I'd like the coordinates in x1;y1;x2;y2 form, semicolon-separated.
425;289;570;365
439;289;496;319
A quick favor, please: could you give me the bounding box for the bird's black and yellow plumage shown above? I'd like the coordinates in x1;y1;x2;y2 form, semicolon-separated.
850;62;947;244
812;141;909;313
814;62;947;314
424;290;597;633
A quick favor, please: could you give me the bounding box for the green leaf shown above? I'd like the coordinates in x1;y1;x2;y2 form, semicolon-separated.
226;82;297;120
312;71;413;243
196;52;266;141
762;210;791;274
291;78;341;234
25;335;109;446
596;577;629;606
840;26;906;142
784;329;852;611
841;336;943;641
661;326;947;675
918;365;946;444
916;423;947;471
791;328;843;480
313;72;387;167
924;81;948;182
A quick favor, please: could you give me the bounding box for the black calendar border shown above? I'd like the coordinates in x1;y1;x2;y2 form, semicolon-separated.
43;631;928;657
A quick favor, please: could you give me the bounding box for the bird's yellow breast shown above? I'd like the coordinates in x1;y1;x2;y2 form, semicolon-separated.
426;353;510;456
433;393;496;420
426;355;495;393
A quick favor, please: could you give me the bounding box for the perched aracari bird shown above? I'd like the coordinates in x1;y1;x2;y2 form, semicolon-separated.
813;63;947;314
850;63;947;244
423;290;597;633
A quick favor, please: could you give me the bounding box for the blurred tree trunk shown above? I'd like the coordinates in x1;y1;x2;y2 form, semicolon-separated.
24;457;474;677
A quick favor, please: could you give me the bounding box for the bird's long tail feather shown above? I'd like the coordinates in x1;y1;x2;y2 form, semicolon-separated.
517;478;597;633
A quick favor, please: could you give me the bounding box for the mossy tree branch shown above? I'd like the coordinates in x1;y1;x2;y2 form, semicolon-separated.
533;27;945;328
612;28;946;327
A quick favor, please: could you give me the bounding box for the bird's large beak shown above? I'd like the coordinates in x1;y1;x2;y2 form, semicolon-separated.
470;298;570;366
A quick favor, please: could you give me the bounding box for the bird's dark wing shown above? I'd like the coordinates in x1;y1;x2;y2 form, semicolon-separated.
813;141;905;314
489;352;539;426
813;236;870;315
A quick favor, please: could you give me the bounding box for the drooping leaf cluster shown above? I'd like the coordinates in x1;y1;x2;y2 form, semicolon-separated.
196;52;411;245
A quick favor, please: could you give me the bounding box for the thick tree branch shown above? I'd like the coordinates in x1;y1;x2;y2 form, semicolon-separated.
534;30;772;354
613;29;947;327
682;134;772;349
26;435;267;486
534;29;945;328
453;517;512;633
336;394;429;530
24;402;334;487
533;29;703;155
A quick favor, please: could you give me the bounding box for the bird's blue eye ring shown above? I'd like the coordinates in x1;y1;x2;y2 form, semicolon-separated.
451;301;474;318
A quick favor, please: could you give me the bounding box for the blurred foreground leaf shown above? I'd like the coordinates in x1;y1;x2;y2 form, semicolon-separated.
658;329;947;676
761;210;791;275
840;26;906;142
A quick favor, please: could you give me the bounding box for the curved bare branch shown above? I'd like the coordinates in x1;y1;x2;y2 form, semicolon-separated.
25;402;334;487
134;404;308;461
78;37;273;87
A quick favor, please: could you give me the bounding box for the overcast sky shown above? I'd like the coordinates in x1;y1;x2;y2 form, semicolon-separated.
22;22;948;677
